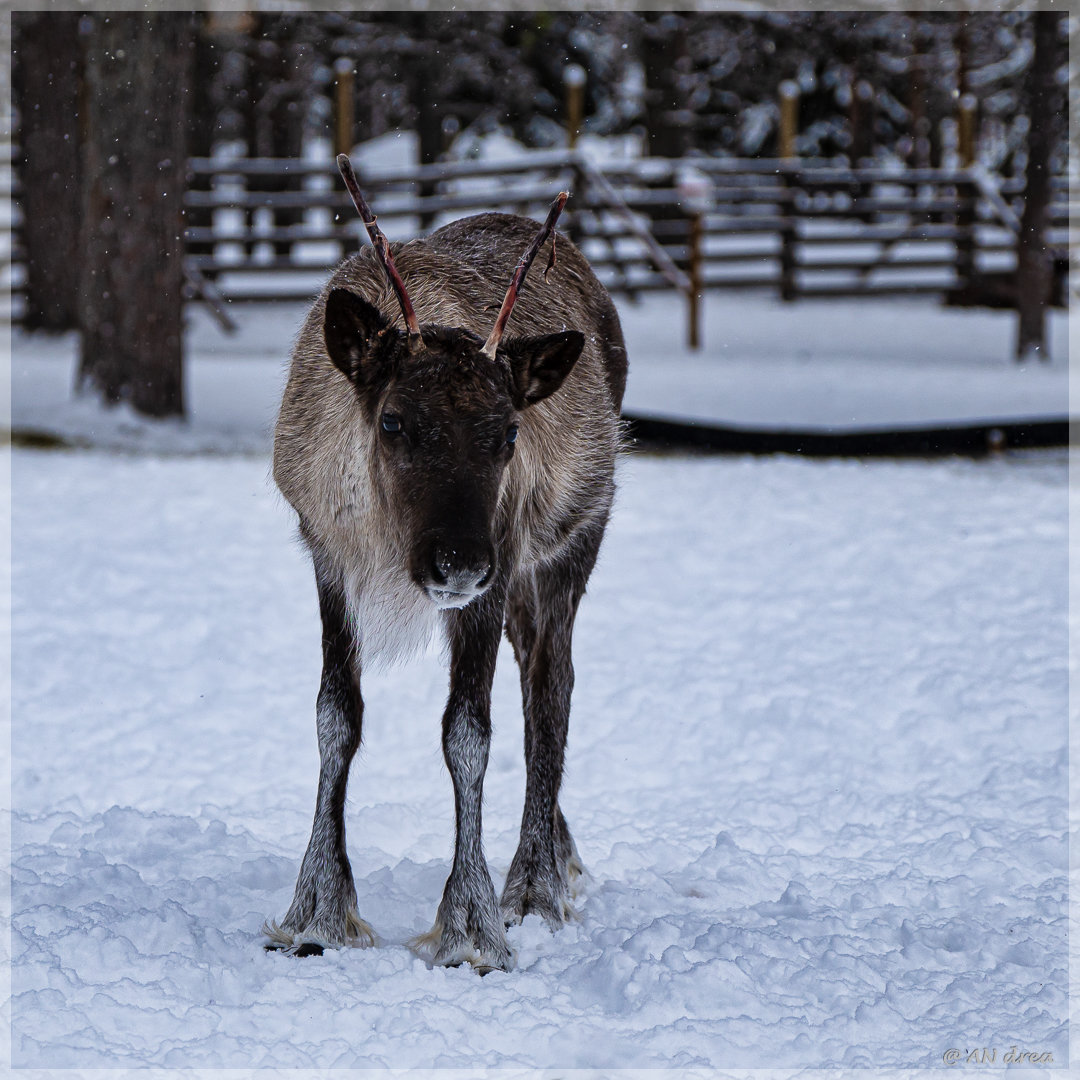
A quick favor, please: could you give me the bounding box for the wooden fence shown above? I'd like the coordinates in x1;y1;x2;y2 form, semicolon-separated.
182;151;1071;303
4;149;1073;333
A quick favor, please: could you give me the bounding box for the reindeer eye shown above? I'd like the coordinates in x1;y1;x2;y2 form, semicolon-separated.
381;413;402;434
506;424;519;445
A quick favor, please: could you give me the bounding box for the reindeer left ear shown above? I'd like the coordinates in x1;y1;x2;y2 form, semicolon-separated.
503;331;585;408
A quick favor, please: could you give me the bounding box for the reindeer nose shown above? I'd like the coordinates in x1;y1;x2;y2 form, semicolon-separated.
430;542;495;598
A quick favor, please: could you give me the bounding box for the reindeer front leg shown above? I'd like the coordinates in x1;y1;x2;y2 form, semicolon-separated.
265;558;373;955
411;583;512;974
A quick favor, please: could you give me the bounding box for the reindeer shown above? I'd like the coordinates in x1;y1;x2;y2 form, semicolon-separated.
266;156;627;973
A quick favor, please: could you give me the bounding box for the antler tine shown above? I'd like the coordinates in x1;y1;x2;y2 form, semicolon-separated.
480;191;570;360
336;153;422;343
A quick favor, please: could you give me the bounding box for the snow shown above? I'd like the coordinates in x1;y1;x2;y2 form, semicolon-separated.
620;292;1068;430
349;128;420;172
3;40;1071;1065
4;267;1071;1068
6;290;1069;456
8;442;1068;1068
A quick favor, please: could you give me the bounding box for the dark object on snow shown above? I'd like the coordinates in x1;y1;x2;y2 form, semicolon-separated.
625;413;1069;458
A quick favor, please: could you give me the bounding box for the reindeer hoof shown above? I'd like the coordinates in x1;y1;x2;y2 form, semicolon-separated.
500;861;579;931
408;921;513;973
501;840;587;930
502;893;578;932
261;911;375;956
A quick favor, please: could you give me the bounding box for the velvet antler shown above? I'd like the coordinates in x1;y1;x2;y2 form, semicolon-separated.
480;191;569;360
336;153;421;344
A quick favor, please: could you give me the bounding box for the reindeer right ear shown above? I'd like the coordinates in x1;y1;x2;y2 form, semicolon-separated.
323;288;392;383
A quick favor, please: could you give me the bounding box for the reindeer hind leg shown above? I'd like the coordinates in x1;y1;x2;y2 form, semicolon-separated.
501;528;601;929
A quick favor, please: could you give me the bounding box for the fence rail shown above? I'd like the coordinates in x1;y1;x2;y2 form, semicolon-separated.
6;150;1073;325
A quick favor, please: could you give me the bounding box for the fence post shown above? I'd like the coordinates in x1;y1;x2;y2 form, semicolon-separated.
687;211;703;349
778;80;800;159
955;175;976;290
678;168;710;348
565;158;588;250
779;169;798;301
850;80;874;165
908;54;931;167
564;64;585;150
957;92;978;167
778;81;801;301
334;58;355;157
186;163;215;279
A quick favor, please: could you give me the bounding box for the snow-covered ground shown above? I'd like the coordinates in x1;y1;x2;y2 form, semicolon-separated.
5;279;1071;1068
9;441;1068;1068
6;288;1069;455
622;291;1068;430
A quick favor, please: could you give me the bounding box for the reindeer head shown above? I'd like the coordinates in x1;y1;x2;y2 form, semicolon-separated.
326;160;582;608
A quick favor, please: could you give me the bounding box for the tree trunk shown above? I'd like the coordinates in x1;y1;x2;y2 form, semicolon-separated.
77;13;193;417
640;14;690;247
641;14;691;159
243;15;305;259
410;15;443;231
1014;12;1058;362
13;12;84;331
